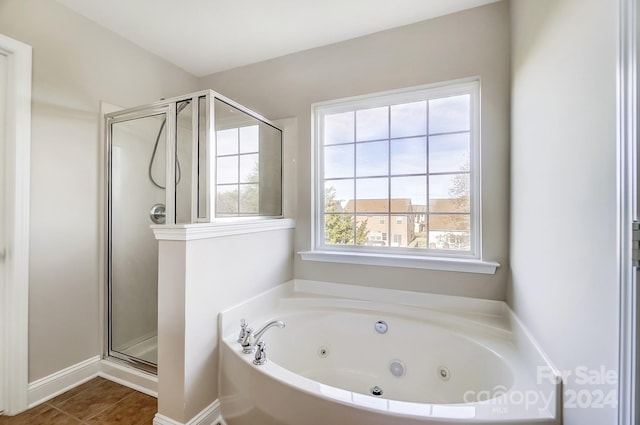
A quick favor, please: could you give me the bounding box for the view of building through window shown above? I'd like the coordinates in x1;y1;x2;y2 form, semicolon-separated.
319;84;475;253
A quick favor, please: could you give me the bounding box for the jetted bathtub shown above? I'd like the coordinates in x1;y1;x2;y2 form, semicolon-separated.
219;280;560;425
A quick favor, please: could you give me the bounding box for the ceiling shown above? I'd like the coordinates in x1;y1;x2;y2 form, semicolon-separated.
55;0;500;77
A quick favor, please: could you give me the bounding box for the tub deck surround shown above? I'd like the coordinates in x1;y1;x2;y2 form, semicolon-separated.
219;280;561;425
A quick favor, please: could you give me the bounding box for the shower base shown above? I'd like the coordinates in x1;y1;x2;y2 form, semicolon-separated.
124;335;157;364
115;335;157;365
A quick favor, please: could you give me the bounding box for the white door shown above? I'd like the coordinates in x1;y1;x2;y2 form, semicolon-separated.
0;51;7;415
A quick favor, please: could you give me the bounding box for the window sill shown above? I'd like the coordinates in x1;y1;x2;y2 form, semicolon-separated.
152;218;295;241
298;250;499;275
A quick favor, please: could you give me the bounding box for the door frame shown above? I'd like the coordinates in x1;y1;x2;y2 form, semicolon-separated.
0;33;32;415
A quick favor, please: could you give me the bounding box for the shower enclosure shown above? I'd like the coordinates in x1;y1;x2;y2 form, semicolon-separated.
105;90;282;372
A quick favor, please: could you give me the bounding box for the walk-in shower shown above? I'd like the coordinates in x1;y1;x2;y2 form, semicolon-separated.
104;90;283;372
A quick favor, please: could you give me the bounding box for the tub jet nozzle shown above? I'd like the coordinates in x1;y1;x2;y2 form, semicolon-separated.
370;386;383;396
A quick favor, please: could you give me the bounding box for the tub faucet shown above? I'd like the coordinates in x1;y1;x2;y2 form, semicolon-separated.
241;320;285;354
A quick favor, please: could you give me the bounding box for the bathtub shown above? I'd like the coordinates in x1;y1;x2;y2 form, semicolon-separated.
219;280;560;425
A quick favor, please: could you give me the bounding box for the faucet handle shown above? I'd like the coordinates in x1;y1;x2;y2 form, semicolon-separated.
241;328;255;354
237;318;248;343
253;341;267;366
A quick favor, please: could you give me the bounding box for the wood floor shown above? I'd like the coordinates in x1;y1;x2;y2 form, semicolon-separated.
0;377;157;425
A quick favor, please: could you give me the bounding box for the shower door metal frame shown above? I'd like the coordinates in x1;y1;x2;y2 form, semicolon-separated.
103;89;283;373
103;90;217;372
104;103;176;373
618;0;639;423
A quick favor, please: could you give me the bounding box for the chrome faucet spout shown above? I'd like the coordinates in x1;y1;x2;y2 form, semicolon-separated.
240;319;285;354
253;320;285;343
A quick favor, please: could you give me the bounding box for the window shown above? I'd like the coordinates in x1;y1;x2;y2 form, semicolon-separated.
313;79;480;259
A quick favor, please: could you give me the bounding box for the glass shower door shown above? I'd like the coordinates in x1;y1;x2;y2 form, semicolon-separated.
108;111;168;370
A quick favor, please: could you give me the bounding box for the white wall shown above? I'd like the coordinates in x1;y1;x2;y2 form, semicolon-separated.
156;227;294;423
199;1;511;300
0;0;199;381
510;1;619;424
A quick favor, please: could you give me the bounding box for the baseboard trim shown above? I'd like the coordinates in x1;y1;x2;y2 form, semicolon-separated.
27;356;159;409
153;399;221;425
26;357;221;425
27;355;101;408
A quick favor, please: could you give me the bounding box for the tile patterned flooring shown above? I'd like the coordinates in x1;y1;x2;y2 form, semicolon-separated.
0;377;157;425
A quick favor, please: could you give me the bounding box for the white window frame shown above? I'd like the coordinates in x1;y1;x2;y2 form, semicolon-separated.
300;78;499;274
